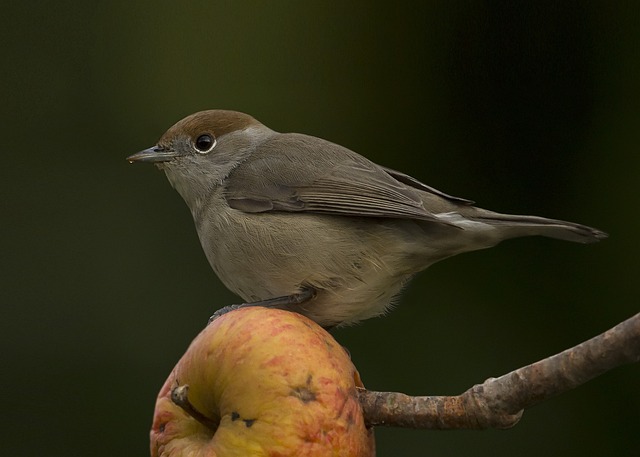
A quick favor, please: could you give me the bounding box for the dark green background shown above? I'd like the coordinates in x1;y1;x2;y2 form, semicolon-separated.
2;2;638;456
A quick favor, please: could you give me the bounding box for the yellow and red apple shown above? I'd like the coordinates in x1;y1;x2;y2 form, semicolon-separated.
151;307;375;456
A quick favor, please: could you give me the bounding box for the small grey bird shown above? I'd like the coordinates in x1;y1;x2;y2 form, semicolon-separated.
128;110;606;328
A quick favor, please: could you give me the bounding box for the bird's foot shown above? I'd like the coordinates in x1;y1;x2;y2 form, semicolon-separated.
208;288;316;325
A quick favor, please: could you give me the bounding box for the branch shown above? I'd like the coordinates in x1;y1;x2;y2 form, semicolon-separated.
359;312;640;429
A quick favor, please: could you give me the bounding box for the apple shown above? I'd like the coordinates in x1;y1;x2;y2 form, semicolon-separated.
150;307;375;456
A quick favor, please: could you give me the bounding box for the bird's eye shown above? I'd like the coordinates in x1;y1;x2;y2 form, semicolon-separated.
194;134;216;154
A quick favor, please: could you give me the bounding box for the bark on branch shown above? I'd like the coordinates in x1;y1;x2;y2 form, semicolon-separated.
359;312;640;429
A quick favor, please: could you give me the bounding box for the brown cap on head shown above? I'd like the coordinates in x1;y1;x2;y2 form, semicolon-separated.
158;110;261;147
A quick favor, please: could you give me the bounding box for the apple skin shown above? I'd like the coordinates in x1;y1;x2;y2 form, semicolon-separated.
151;307;375;457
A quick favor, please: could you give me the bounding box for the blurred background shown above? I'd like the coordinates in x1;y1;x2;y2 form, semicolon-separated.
2;2;638;456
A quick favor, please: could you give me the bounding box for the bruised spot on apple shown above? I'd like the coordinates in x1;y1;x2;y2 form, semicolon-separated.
151;307;375;457
289;373;318;404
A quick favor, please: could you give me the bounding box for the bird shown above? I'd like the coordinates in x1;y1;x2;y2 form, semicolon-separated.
128;110;607;328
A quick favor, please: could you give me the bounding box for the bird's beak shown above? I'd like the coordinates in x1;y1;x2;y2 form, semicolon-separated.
127;146;179;164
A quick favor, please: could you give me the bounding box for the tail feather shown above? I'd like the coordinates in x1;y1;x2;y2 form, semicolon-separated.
471;211;608;244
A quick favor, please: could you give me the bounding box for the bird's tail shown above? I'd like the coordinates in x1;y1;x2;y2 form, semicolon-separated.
464;209;608;244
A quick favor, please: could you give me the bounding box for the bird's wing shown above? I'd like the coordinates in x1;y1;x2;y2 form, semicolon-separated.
223;133;469;222
379;166;474;205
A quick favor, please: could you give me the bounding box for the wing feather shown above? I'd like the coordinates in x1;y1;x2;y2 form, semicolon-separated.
224;133;461;223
